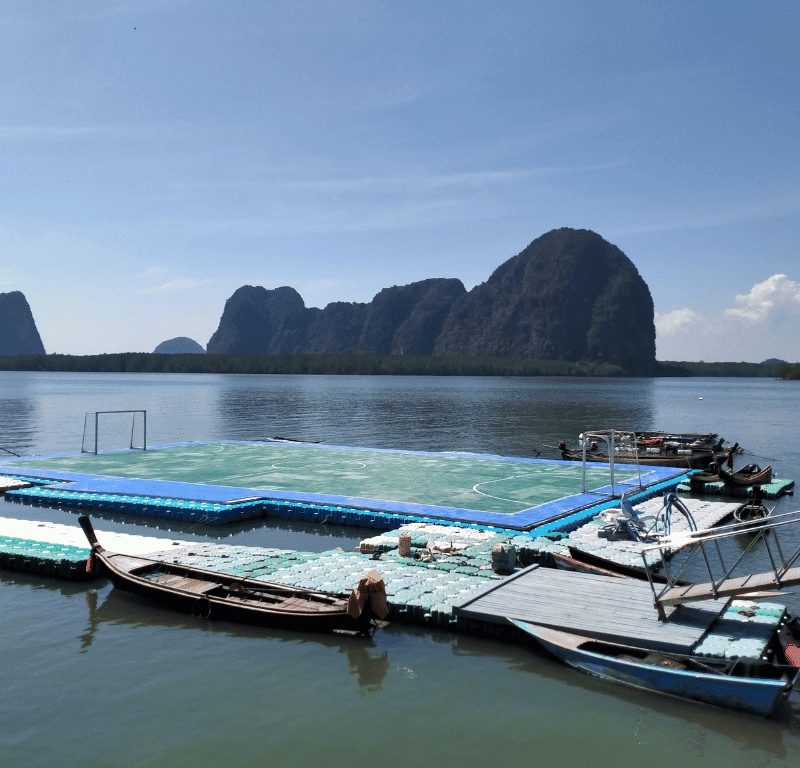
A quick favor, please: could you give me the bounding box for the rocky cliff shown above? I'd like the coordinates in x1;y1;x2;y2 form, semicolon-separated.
206;228;656;371
207;278;466;356
432;228;656;370
0;291;46;355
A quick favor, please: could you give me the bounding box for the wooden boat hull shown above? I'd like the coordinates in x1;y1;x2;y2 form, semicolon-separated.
719;465;773;487
559;434;736;470
688;470;722;485
566;546;692;585
560;448;721;469
733;503;771;531
79;517;377;635
510;619;799;717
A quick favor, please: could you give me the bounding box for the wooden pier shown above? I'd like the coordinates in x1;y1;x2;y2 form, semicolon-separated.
454;564;727;653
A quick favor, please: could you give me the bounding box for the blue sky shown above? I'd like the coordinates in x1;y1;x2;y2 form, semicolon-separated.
1;1;797;361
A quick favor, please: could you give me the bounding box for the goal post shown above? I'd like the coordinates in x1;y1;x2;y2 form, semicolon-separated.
81;410;147;454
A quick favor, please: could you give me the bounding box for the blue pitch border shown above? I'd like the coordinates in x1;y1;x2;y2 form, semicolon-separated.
0;441;688;531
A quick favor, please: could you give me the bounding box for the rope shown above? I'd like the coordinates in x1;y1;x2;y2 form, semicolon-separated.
740;449;779;462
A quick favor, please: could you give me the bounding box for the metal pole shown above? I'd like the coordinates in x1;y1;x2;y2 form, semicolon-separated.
94;412;99;455
581;434;587;493
609;430;615;495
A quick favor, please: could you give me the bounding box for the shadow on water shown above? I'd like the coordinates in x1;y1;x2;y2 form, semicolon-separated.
86;582;395;688
1;569;392;690
1;495;371;553
2;567;799;758
501;629;798;759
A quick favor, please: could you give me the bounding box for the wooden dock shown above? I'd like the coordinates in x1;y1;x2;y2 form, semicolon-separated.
454;564;727;653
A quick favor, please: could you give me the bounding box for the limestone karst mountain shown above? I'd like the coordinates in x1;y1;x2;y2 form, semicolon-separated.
206;228;657;372
0;291;46;355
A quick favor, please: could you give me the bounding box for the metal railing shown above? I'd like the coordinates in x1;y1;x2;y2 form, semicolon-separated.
640;508;800;618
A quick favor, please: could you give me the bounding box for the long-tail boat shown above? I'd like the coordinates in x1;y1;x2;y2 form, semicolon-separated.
78;516;385;635
719;463;773;487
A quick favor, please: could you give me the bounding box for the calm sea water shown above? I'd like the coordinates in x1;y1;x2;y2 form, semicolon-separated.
2;372;800;767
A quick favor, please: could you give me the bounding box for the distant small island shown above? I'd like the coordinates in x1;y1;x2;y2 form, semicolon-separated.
152;337;205;354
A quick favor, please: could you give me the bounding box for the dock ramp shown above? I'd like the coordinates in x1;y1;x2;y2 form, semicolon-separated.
641;510;800;616
454;565;726;653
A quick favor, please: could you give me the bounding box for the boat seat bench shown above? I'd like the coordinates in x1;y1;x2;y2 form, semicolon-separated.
144;573;222;594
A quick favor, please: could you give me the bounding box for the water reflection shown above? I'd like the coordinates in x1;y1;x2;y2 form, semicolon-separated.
212;376;658;459
80;588;99;651
0;396;37;456
505;628;795;757
78;585;389;689
342;644;389;690
3;567;800;757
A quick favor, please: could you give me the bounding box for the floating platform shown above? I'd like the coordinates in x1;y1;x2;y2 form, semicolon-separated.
453;564;784;657
0;511;784;665
0;476;30;492
0;516;186;581
677;476;794;499
0;440;687;530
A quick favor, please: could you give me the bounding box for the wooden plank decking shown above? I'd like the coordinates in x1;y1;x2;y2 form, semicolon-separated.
454;565;728;653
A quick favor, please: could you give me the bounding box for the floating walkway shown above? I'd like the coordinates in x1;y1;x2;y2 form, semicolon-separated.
454;565;786;659
0;516;187;581
0;440;686;530
1;512;779;665
2;433;795;678
455;564;725;652
0;495;745;623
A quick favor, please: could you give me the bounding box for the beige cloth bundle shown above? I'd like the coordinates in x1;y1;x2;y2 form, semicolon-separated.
347;568;389;619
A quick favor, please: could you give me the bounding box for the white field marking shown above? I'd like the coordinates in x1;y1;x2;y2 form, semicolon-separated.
269;460;368;471
471;476;529;506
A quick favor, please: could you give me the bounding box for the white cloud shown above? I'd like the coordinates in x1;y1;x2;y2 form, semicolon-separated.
724;274;800;322
286;162;625;195
0;125;106;142
141;278;212;294
654;308;704;337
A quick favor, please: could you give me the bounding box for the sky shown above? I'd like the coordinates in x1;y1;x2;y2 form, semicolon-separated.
1;1;797;362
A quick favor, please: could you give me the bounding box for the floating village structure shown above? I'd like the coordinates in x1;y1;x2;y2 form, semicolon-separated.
2;419;799;715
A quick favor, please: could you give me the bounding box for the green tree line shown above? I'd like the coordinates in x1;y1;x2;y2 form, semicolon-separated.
0;353;626;376
0;353;794;378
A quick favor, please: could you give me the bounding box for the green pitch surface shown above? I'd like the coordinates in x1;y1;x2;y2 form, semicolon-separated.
13;442;640;515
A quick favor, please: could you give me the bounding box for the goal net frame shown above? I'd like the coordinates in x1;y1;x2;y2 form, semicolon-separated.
81;410;147;454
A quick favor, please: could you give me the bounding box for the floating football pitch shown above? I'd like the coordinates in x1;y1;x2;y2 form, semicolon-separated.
2;441;682;528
